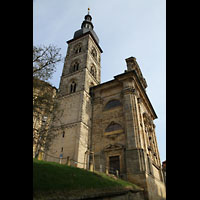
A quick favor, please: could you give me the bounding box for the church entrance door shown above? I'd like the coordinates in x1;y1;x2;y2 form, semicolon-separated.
109;156;120;176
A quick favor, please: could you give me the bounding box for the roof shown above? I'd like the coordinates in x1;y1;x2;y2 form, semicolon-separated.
67;12;103;53
67;31;103;53
74;28;99;44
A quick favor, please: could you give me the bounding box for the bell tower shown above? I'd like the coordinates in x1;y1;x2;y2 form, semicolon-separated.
46;10;103;168
60;8;103;94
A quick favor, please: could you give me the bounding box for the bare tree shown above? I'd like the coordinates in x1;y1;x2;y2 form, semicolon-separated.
33;44;62;81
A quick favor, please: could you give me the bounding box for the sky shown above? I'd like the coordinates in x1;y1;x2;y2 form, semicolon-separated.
33;0;166;163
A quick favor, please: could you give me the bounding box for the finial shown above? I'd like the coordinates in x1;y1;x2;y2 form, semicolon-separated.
88;7;90;14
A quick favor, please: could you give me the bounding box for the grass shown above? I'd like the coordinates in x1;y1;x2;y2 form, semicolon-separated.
33;159;142;199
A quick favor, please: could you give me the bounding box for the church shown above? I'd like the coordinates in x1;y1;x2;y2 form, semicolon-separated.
45;10;166;200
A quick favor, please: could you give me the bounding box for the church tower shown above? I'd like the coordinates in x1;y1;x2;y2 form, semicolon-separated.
45;9;103;167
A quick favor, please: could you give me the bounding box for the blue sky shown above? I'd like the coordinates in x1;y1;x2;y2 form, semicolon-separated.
33;0;166;163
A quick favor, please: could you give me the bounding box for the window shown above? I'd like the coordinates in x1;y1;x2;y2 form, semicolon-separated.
70;60;80;73
71;62;79;72
74;43;82;54
61;147;63;152
105;122;122;133
104;100;121;110
70;81;76;93
73;62;79;71
85;24;90;29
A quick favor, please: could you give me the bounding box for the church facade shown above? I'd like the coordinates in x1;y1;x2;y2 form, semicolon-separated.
45;11;166;200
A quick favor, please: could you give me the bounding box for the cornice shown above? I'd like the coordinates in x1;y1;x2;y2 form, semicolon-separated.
115;70;157;119
121;87;135;95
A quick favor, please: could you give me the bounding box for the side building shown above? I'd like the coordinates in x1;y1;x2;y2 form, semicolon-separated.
33;78;57;160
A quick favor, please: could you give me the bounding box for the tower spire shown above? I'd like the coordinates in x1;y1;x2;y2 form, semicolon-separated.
81;10;93;30
72;10;102;46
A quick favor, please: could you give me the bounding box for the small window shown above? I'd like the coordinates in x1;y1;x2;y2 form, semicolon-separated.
105;122;122;133
74;44;82;54
61;147;63;152
70;81;76;93
85;24;90;29
72;62;79;72
70;61;80;73
75;47;81;53
104;100;121;110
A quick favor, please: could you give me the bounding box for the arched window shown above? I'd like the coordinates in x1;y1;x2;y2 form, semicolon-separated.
90;65;96;78
70;81;76;93
70;61;80;73
105;122;123;134
74;43;82;54
104;100;122;110
73;62;79;72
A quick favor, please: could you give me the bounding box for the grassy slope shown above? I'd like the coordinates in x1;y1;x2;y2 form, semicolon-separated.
33;159;142;199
